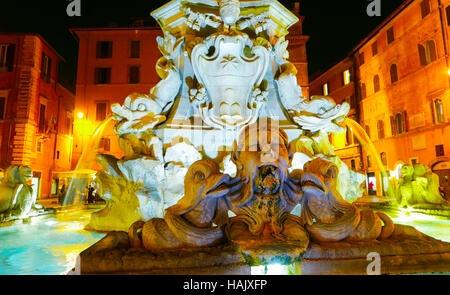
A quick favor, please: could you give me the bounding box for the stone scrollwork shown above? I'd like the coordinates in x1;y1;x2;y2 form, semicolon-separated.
191;34;270;130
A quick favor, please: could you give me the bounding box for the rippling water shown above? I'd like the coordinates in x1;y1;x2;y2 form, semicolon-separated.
0;208;449;275
0;209;105;275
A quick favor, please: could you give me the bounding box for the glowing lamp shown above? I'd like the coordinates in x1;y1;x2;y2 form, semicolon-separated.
77;112;84;119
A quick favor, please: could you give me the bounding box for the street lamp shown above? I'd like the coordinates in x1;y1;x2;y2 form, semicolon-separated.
77;112;84;119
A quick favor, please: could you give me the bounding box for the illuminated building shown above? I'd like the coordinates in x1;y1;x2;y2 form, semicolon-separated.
309;57;363;176
310;0;450;197
0;33;75;200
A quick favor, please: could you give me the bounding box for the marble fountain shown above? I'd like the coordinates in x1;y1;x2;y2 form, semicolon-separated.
3;0;450;275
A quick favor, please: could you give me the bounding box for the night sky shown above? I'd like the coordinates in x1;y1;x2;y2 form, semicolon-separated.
0;0;406;91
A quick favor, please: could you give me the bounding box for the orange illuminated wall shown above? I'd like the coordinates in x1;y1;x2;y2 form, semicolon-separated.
70;27;164;168
0;33;75;199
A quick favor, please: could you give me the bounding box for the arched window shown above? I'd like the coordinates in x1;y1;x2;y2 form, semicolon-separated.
373;75;380;93
419;40;437;66
377;120;385;139
390;64;398;83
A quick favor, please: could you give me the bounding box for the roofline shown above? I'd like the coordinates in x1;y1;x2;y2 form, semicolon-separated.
0;32;66;62
310;0;414;83
56;82;76;95
310;56;353;84
349;0;414;55
69;26;162;40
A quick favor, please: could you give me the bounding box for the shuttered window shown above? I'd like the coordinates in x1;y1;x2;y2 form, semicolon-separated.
390;64;398;83
373;75;380;93
420;0;431;19
96;102;107;121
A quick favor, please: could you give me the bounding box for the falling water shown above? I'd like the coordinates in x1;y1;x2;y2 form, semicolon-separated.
62;116;113;206
344;118;396;199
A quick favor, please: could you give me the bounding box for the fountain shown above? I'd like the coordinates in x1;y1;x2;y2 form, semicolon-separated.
78;0;450;275
0;166;53;223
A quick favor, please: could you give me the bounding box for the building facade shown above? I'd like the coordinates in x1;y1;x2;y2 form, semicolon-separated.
0;33;75;200
70;26;164;168
309;57;364;178
310;0;450;198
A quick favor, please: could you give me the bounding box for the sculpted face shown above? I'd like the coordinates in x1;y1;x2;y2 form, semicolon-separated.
17;166;33;184
401;165;414;178
234;122;290;195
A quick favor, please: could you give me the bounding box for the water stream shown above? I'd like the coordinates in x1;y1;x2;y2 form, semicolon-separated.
63;117;113;206
344;118;396;198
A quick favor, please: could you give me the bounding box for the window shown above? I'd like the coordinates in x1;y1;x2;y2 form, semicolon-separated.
387;27;395;44
418;41;437;65
426;40;437;63
446;5;450;26
66;114;73;135
96;102;107;121
371;42;378;56
0;97;5;120
434;99;445;123
38;103;46;133
373;75;380;93
128;66;140;84
96;41;112;58
390;64;398;83
343;69;351;85
99;137;111;152
36;141;42;153
0;44;15;72
41;54;52;83
391;111;408;135
436;144;445;157
418;44;427;65
360;83;367;99
130;41;140;58
94;67;111;84
377;120;385;139
351;159;356;170
358;52;365;66
322;83;329;96
396;113;403;134
420;0;431;19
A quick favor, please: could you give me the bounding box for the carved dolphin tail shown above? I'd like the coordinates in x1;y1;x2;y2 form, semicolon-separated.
376;211;395;240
